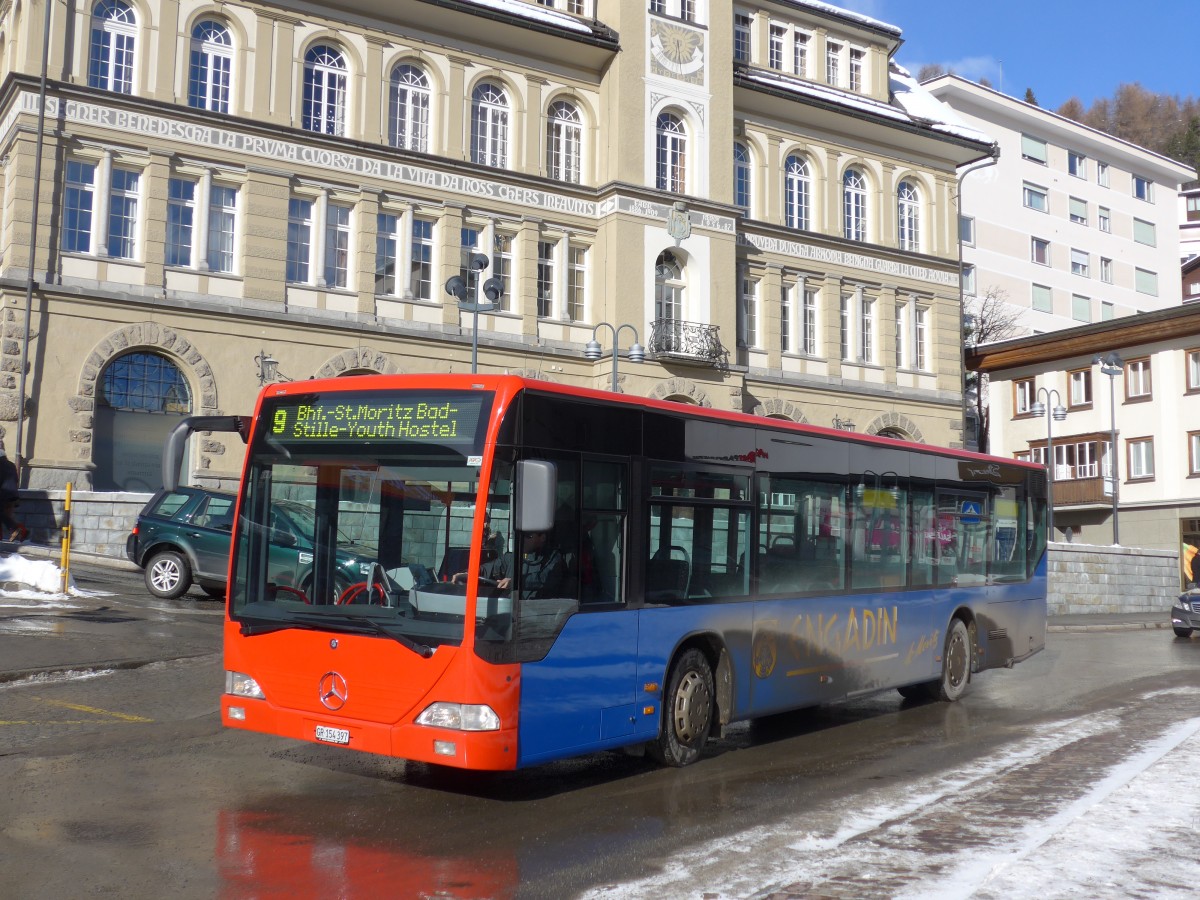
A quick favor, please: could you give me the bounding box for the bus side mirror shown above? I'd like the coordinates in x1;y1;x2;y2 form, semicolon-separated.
515;460;556;534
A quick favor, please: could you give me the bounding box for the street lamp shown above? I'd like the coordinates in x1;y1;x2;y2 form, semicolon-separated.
1030;388;1067;539
584;322;645;392
1095;352;1124;545
255;349;290;386
445;253;503;374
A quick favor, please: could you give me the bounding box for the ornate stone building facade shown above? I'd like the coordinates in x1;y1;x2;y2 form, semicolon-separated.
0;0;992;529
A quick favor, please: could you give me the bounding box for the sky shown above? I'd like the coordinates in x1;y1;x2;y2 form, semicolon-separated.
838;1;1197;112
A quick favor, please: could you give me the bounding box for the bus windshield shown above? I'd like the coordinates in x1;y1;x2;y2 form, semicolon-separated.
229;389;495;652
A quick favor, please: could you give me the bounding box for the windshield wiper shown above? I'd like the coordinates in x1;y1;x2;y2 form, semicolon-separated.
258;610;433;658
344;615;435;659
239;618;323;637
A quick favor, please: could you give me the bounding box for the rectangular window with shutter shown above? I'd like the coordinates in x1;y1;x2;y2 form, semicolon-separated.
1021;134;1047;163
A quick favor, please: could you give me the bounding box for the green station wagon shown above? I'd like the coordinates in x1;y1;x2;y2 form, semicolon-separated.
126;487;376;600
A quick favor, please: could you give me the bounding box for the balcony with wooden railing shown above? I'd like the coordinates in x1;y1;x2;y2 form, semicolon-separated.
1052;475;1109;506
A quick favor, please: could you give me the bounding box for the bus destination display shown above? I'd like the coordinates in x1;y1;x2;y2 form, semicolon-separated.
268;393;488;444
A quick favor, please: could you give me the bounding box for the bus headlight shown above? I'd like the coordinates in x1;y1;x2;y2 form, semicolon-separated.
415;702;500;732
225;670;266;700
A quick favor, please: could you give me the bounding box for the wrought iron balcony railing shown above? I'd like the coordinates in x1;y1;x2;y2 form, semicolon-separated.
647;319;725;366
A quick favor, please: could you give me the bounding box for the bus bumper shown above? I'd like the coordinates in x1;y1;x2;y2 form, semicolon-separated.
221;696;520;770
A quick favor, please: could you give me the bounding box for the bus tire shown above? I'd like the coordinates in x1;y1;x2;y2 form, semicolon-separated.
652;648;714;767
935;618;972;702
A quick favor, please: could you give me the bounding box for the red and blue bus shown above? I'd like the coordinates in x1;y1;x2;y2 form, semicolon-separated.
165;374;1047;769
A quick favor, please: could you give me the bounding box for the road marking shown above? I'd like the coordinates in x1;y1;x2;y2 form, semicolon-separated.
38;698;153;722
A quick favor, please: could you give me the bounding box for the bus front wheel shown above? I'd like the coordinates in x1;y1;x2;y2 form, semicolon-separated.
652;648;714;767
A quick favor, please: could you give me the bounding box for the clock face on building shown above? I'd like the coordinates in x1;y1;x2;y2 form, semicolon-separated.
650;19;705;85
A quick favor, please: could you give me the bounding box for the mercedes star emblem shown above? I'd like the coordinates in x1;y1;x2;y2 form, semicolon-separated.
318;671;348;711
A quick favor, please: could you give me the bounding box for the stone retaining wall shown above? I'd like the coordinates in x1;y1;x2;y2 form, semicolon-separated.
16;490;150;559
1048;542;1180;615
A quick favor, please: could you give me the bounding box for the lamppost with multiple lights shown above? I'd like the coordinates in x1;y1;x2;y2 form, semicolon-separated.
1095;352;1124;545
584;322;645;392
1030;387;1067;538
444;253;503;374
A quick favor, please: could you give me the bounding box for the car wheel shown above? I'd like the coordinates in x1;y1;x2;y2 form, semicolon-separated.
202;585;226;600
1173;626;1193;638
650;647;714;767
144;550;192;600
934;618;972;702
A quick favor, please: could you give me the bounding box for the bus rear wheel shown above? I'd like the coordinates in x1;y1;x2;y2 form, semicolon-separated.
935;618;972;702
652;648;714;767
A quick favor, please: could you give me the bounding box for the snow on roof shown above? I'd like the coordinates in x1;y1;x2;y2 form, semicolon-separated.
742;63;994;148
889;63;995;145
786;0;902;35
458;0;597;35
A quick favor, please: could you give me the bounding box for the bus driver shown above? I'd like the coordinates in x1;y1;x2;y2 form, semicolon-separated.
457;530;568;599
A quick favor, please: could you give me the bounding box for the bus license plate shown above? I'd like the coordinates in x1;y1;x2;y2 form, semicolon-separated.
315;725;350;745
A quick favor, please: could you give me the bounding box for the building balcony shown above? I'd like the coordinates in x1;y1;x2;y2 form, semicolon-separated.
1053;475;1109;507
648;319;725;366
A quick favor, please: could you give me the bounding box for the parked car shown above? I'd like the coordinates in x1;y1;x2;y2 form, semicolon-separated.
126;487;375;600
1171;586;1200;638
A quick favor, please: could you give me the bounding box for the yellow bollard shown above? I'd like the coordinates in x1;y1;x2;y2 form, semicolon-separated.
59;482;72;594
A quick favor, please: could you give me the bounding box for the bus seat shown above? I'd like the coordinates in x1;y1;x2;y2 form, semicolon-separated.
437;547;471;583
646;557;690;601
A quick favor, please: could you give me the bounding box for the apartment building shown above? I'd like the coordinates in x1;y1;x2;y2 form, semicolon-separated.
968;303;1200;569
1181;179;1200;273
0;0;993;504
926;76;1194;335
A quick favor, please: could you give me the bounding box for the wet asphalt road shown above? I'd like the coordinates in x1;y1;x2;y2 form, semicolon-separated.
0;560;1197;898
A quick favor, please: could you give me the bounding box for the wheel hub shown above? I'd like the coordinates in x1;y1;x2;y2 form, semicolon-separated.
673;670;712;744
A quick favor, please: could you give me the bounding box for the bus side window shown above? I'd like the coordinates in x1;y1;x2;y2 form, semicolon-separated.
580;460;628;605
910;487;937;588
758;478;845;594
990;486;1026;581
849;479;907;591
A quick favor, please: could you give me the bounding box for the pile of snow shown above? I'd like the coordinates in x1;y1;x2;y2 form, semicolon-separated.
0;553;77;595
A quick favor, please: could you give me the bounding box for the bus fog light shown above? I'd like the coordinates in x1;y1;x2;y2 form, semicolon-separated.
226;671;265;700
434;740;457;756
227;706;246;721
415;702;500;731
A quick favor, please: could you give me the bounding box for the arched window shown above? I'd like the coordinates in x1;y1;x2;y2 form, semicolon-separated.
302;45;347;136
655;113;686;193
188;20;232;113
897;180;921;252
655;250;684;321
843;168;867;242
89;0;136;94
785;154;811;230
471;82;510;168
95;351;193;492
389;63;430;152
733;142;751;213
546;100;582;183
